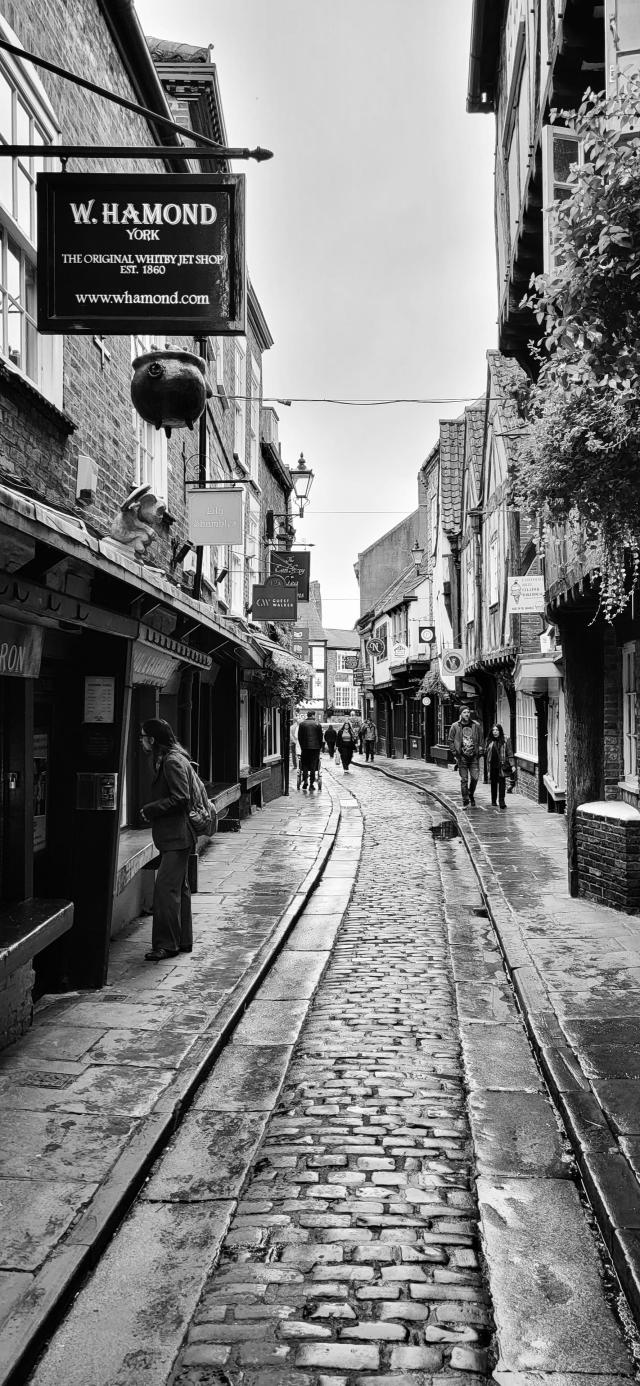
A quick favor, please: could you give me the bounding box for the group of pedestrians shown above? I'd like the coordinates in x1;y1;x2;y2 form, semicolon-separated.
448;705;515;809
137;704;513;969
289;712;379;788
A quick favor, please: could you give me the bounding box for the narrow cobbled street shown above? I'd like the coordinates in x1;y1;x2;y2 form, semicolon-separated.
26;769;639;1385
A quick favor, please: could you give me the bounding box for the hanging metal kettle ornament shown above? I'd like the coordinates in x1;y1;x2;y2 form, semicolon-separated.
131;347;212;438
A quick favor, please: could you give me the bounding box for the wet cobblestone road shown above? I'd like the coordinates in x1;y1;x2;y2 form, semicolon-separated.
172;771;494;1384
26;768;639;1386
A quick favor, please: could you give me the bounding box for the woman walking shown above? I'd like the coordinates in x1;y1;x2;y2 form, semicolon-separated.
140;718;196;960
336;718;357;772
483;723;515;809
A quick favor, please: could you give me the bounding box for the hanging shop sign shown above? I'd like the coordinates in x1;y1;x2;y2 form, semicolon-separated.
269;550;311;601
507;575;545;615
252;583;298;622
0;619;44;679
187;488;244;547
418;624;435;644
441;649;465;676
37;172;246;335
292;624;310;662
366;636;385;658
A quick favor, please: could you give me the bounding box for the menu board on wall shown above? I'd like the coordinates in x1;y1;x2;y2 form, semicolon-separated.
84;676;115;724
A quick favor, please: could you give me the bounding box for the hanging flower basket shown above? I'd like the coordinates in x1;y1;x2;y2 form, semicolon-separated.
248;661;309;709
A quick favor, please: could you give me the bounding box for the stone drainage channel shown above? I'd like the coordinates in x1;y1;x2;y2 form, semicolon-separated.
21;770;640;1383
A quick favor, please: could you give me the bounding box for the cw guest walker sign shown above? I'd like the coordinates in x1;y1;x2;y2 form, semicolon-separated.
37;173;246;335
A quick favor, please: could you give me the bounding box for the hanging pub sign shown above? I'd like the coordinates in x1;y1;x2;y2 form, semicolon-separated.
187;488;244;546
507;574;545;615
252;583;298;622
269;550;311;601
36;172;246;335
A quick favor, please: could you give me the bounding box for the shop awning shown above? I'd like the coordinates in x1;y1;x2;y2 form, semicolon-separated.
514;653;563;694
0;481;262;670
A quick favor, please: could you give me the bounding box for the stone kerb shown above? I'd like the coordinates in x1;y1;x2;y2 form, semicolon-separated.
576;800;640;912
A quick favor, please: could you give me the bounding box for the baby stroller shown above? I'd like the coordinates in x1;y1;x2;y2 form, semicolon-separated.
297;748;323;792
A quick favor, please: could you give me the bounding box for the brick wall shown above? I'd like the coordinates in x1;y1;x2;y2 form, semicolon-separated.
577;803;640;912
0;961;35;1051
514;757;538;803
0;1;170;517
0;1;239;599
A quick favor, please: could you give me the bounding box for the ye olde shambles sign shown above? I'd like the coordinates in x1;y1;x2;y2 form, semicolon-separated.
37;173;246;335
252;583;298;622
187;488;244;547
269;550;311;601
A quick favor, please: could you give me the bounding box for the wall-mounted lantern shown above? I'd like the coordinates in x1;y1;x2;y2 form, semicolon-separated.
410;539;425;572
291;452;314;518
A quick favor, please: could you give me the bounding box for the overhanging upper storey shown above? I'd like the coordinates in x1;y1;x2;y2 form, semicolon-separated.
467;0;506;113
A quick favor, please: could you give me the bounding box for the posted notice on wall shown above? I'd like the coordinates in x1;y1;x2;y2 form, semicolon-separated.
84;675;115;724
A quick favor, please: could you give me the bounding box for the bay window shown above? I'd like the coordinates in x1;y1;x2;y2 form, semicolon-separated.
516;691;538;762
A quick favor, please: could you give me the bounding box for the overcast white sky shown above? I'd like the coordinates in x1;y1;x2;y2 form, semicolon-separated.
136;0;498;628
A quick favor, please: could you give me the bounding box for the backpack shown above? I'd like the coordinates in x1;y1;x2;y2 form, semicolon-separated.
187;762;215;837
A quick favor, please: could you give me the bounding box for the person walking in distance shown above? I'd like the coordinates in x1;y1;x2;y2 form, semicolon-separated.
484;722;515;809
289;713;299;771
297;710;324;790
323;722;337;758
140;718;196;961
448;705;483;808
361;717;378;762
336;718;357;772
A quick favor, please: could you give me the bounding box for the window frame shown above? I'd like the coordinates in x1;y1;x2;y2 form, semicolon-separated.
465;543;475;626
263;705;281;761
489;527;499;608
334;682;354;710
249;355;261;483
0;18;61;404
233;338;246;462
622;641;638;786
542;124;583;277
239;686;250;773
516;690;538;763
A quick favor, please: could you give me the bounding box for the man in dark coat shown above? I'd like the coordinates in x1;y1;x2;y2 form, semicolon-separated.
448;705;483;808
140;718;196;960
297;711;324;790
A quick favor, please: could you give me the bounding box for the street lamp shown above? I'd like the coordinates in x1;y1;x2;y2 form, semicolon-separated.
291;453;314;518
411;539;425;572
